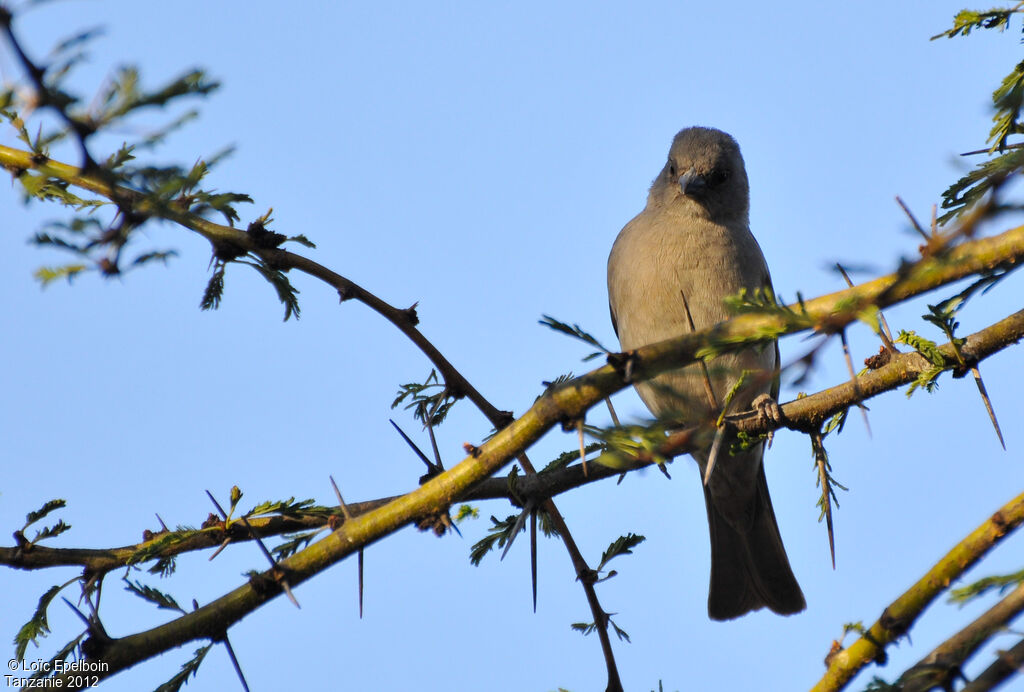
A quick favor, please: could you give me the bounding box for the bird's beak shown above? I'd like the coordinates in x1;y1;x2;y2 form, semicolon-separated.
678;167;705;196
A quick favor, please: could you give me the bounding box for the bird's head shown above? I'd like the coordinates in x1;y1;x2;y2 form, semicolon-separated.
649;126;750;223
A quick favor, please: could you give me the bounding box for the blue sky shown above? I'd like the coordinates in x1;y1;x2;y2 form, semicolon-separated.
3;2;1023;690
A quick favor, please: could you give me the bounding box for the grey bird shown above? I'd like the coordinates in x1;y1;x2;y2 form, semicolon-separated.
607;127;805;620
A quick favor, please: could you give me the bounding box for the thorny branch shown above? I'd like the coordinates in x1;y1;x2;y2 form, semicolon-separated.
811;491;1024;692
3;115;1024;686
0;201;1020;688
3;7;1024;687
3;306;1023;571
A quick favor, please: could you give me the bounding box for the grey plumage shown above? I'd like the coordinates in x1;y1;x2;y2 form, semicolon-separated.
607;127;805;620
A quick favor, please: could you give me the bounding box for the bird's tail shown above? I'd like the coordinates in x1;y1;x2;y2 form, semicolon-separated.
703;464;805;620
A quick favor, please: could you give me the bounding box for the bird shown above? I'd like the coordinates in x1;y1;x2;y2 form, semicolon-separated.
606;126;805;620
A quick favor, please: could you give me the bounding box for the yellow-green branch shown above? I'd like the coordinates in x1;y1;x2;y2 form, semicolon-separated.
810;491;1024;691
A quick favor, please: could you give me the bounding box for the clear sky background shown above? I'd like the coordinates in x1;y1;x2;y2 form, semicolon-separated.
3;2;1023;691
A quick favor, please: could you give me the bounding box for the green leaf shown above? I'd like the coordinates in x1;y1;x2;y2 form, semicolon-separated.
609;618;631;643
538;315;610;360
271;531;321;560
571;621;597;636
537;373;576;399
989;60;1024;150
148;556;177;577
392;369;456;425
931;9;1021;40
541;442;604;473
200;261;226;311
24;500;67;529
948;568;1024;604
154;644;212;692
14;585;62;661
237;258;301;321
597;533;646;572
32;520;71;543
34;264;89;286
469;515;520;566
123;579;186;613
286;234;316;249
454;504;479;523
132;250;178;267
29;635;85;681
938;146;1024;223
247;497;330;518
127;528;201;567
896;330;947;395
590;423;671;470
822;408;849;437
896;330;945;366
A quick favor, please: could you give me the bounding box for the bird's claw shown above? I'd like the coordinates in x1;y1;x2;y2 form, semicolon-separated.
752;393;782;448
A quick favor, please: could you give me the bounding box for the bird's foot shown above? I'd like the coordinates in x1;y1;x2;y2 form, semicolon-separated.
752;393;783;448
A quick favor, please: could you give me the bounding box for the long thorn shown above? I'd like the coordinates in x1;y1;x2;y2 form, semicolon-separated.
813;434;837;570
208;490;301;609
530;510;538;613
836;262;896;352
896;196;930;241
389;419;437;472
221;635;251;692
877;311;897;352
61;597;91;627
205;489;230;520
278;578;301;609
501;500;535;561
425;413;445;472
839;329;872;438
971;365;1006;450
680;289;719;410
358;548;364;618
960;142;1024;155
703;427;725;486
578;419;588;477
238;513;302;608
329;475;352;521
605;397;620;427
209;537;231;561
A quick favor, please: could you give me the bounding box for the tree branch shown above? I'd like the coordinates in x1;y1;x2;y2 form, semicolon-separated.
5;143;1024;689
810;491;1024;692
896;582;1024;691
961;635;1024;692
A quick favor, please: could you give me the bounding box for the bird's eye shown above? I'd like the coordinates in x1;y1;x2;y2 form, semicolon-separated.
708;168;731;187
668;162;677;177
